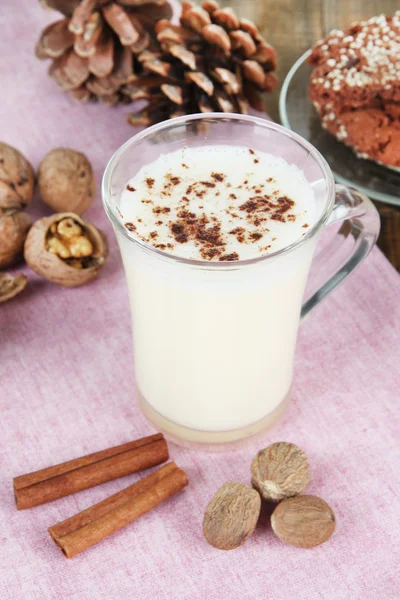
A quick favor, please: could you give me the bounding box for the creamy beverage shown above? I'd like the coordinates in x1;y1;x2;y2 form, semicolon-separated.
116;145;319;440
103;115;379;444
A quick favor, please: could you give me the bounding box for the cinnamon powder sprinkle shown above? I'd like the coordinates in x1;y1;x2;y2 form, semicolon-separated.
239;200;258;213
126;185;136;192
155;243;174;250
200;181;216;188
211;172;225;182
229;227;245;243
238;195;295;223
249;149;255;155
124;164;301;261
170;222;188;243
153;206;171;215
145;178;155;188
203;248;220;260
219;252;239;261
168;211;228;259
177;210;196;222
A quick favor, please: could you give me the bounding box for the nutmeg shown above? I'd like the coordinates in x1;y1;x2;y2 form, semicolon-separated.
203;482;261;550
251;442;311;502
0;208;32;268
0;142;35;208
271;495;336;548
38;148;95;214
0;272;27;303
24;212;108;287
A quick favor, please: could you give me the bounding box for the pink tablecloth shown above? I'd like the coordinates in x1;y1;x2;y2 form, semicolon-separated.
1;2;400;599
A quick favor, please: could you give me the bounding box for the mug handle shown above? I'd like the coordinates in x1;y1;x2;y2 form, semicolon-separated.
301;184;380;319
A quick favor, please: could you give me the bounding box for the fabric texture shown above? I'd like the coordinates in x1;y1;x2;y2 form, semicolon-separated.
1;2;399;599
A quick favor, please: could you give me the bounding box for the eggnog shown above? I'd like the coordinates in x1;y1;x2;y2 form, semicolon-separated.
116;145;319;441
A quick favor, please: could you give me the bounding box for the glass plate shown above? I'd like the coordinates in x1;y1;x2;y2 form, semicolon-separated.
279;50;400;207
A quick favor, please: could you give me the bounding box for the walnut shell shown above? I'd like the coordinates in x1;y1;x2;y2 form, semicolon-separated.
0;272;27;302
251;442;311;502
271;495;336;548
24;212;108;287
38;148;95;214
0;143;35;208
0;208;32;268
203;482;261;550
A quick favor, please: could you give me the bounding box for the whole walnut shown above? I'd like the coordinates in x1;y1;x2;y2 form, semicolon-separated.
38;148;96;215
0;208;32;268
0;142;35;208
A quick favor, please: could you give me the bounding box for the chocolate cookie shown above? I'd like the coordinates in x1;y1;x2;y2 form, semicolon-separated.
308;12;400;168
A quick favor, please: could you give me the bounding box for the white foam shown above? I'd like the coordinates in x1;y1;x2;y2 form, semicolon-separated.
120;145;317;261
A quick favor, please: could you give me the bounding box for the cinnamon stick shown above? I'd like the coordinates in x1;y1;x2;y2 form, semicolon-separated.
49;462;177;540
49;462;188;558
14;433;169;510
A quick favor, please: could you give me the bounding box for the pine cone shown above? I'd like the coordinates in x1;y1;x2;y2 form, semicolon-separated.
127;0;278;125
36;0;173;105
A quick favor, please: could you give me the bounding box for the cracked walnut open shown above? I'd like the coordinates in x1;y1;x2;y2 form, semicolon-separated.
24;213;108;287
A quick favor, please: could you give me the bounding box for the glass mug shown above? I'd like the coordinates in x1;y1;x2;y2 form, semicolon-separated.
102;114;380;446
